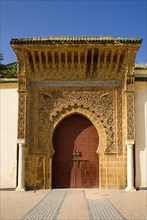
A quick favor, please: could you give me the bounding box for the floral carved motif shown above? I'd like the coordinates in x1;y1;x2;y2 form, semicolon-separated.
126;93;135;139
117;88;123;155
18;92;26;139
36;89;118;155
28;88;36;154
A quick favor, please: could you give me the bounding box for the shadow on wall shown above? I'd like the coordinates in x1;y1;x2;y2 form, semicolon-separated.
135;96;147;188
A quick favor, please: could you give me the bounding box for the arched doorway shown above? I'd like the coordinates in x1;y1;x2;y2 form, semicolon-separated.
52;114;99;188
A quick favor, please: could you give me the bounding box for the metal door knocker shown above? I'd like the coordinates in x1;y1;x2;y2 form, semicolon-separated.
72;149;80;157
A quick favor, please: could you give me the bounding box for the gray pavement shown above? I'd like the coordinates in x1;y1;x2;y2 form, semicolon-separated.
0;188;147;220
23;190;67;220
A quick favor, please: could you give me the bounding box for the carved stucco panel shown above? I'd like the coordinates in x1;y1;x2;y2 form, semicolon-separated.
28;87;123;156
18;92;26;139
33;88;119;155
126;93;135;139
28;88;36;154
117;88;123;155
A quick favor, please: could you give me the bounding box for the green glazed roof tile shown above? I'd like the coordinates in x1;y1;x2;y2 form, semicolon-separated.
0;62;18;78
4;62;18;69
134;63;147;69
10;36;143;45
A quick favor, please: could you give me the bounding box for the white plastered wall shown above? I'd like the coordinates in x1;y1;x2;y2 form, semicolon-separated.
0;83;18;188
135;82;147;187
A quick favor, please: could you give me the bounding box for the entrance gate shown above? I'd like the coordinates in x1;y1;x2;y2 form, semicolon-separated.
52;114;99;188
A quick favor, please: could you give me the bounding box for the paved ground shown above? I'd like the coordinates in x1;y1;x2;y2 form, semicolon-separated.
0;189;50;220
85;189;147;220
0;188;147;220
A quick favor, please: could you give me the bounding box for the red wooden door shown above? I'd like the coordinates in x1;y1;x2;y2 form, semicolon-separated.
52;114;99;188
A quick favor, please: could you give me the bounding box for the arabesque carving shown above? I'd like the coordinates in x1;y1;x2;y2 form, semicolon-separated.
117;88;123;155
28;88;120;155
18;92;26;139
126;93;135;139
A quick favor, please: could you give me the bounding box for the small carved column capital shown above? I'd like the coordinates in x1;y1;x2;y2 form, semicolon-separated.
17;138;25;144
125;139;135;146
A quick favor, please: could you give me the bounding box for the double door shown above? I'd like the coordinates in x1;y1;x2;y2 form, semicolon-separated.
52;114;99;188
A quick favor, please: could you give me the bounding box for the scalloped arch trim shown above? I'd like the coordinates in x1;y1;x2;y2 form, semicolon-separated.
48;106;106;156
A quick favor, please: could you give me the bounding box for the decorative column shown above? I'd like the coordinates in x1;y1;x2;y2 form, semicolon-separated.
125;139;136;191
16;139;26;191
16;75;27;191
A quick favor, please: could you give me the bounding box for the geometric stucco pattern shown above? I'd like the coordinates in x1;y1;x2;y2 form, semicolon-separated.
117;88;123;155
17;92;26;139
126;92;135;139
28;87;123;156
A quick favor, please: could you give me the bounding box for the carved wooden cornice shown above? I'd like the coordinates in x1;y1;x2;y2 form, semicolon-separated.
10;37;142;82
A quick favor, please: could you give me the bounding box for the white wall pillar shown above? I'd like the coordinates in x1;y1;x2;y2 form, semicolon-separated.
145;102;147;186
16;139;25;191
145;102;147;151
125;139;136;191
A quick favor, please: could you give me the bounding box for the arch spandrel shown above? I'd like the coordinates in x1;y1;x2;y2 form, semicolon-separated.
47;106;107;157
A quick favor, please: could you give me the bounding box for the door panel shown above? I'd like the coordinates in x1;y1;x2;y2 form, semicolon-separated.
52;114;99;188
